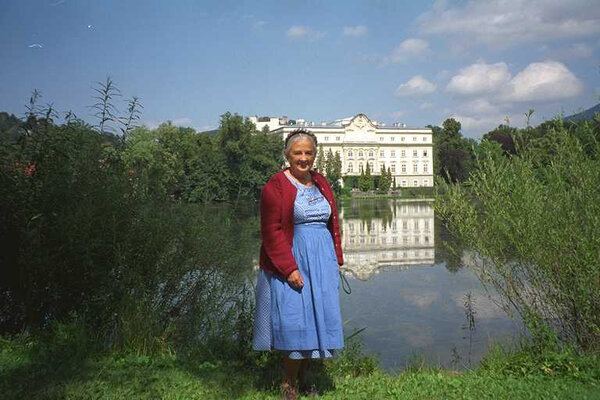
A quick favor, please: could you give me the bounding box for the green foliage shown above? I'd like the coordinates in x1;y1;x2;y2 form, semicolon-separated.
482;124;519;155
377;163;391;193
358;162;373;191
216;112;283;201
436;119;600;350
325;149;342;197
431;118;476;182
315;144;326;173
0;110;262;356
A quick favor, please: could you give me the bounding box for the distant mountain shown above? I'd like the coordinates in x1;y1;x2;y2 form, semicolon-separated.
564;103;600;122
199;128;219;136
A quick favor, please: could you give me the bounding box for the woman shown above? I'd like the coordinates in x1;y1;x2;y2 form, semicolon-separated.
253;128;344;399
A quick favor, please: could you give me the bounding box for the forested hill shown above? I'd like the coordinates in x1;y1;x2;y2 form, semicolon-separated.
565;103;600;122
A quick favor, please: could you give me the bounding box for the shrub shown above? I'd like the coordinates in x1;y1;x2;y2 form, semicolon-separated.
436;121;600;350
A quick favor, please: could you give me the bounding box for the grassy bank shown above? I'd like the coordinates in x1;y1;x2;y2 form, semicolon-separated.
2;336;598;400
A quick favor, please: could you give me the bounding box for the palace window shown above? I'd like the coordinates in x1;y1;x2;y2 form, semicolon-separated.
415;236;420;244
369;150;374;157
413;179;418;186
413;136;417;141
423;179;429;186
348;150;353;157
413;150;418;157
414;220;419;230
349;222;354;231
391;150;396;157
380;162;384;171
336;136;340;141
401;164;406;173
401;137;405;142
359;162;364;172
347;162;354;173
390;137;395;141
380;150;385;157
401;179;407;187
401;150;406;157
424;220;429;231
423;137;427;142
391;163;396;173
369;161;374;171
358;150;363;157
380;137;384;142
423;150;428;157
402;221;408;230
370;237;376;244
423;164;428;173
324;136;329;141
413;164;418;173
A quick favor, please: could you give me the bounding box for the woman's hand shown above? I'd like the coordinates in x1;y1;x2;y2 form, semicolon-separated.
287;270;304;289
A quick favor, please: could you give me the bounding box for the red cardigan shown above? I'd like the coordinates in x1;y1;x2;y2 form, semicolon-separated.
259;169;344;278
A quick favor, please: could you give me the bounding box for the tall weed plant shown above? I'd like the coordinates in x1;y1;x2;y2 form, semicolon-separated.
1;117;260;358
436;119;600;350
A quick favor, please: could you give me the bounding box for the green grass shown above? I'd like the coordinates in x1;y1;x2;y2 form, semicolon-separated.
2;337;599;399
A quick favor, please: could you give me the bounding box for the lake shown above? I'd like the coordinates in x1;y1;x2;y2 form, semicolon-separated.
336;198;522;371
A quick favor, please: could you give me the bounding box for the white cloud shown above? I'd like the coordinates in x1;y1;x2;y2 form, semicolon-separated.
391;38;430;62
252;20;266;30
287;25;310;37
171;117;193;127
569;43;594;57
343;25;367;37
286;25;324;40
395;76;437;97
419;102;433;110
461;98;500;114
419;0;600;47
448;113;506;132
504;61;584;102
447;62;511;95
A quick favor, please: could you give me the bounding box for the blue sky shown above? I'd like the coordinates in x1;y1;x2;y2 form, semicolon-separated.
1;0;599;137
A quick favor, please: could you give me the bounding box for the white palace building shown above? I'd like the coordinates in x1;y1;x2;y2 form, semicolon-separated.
250;113;433;188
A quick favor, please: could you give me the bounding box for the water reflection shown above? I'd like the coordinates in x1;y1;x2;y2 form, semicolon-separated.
340;200;435;280
337;198;521;371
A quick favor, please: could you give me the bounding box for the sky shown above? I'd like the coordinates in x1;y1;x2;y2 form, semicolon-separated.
1;0;599;137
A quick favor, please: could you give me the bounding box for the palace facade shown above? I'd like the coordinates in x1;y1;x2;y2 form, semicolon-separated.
269;113;434;188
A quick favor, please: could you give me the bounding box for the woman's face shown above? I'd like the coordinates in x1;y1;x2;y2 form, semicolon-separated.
287;137;315;178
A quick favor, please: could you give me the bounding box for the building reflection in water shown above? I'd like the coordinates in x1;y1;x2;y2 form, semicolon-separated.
339;200;435;281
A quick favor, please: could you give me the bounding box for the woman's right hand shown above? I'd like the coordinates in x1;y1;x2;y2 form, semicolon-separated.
287;270;304;289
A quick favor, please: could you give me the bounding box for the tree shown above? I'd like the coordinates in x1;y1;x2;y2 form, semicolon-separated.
378;163;391;193
431;118;476;182
315;145;326;173
482;124;518;155
359;162;373;191
215;112;283;201
329;151;343;197
325;149;334;178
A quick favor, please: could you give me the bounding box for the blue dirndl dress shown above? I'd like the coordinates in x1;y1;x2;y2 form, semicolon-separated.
252;173;344;359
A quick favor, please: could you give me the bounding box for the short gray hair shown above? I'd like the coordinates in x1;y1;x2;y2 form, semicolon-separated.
283;128;318;158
